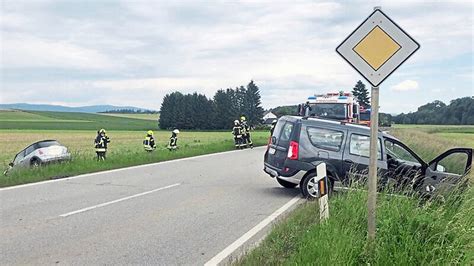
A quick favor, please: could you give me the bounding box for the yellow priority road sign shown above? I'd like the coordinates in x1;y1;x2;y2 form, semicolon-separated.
336;9;420;87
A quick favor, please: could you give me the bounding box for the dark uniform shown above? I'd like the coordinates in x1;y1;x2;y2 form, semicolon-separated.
143;130;156;152
232;120;243;149
240;118;253;149
168;129;179;151
94;129;110;161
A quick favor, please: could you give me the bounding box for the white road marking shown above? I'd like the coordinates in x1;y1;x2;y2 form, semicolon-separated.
0;147;264;192
204;195;301;266
59;183;181;217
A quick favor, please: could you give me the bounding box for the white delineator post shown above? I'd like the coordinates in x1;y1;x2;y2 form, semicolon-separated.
316;163;329;221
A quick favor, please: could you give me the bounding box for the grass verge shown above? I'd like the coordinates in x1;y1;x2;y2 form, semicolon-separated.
1;131;269;187
237;127;473;265
238;183;473;265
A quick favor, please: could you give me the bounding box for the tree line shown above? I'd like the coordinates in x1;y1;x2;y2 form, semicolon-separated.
159;81;264;130
102;109;158;114
392;97;474;125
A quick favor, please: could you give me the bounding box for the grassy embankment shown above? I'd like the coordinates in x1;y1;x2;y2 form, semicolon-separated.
238;125;474;265
0;110;269;187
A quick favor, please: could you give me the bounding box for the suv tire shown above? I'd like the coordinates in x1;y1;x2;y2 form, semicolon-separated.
301;172;333;199
276;177;298;188
31;158;41;167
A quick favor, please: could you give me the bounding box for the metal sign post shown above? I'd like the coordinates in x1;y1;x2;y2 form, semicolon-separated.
335;6;419;241
316;163;329;221
367;85;379;240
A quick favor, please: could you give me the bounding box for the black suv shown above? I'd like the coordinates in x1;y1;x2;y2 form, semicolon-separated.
264;116;472;198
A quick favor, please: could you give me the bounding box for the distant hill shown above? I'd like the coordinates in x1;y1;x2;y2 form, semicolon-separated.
0;103;156;113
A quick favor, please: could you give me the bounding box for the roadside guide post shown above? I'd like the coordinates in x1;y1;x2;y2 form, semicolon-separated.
315;163;329;221
335;6;420;241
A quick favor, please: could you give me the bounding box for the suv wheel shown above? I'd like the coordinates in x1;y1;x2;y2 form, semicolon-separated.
301;172;333;199
276;177;298;188
31;159;41;168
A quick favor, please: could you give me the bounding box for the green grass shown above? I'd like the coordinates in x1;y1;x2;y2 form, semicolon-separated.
238;185;473;265
238;126;474;265
0;130;270;187
0;110;156;130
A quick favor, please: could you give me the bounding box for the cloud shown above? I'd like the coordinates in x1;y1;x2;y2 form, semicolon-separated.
1;35;116;70
390;80;419;91
0;1;472;114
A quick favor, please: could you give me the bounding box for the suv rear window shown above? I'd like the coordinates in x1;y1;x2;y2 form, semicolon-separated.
35;141;60;148
274;121;294;146
306;127;344;151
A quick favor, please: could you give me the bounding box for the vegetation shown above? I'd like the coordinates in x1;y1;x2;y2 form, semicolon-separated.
237;126;473;265
393;97;474;125
352;80;370;108
0;110;157;130
0;130;271;187
101;108;158;114
100;113;160;121
159;80;264;130
271;105;298;117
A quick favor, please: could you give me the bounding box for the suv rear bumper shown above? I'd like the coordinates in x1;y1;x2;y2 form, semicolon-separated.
264;164;306;185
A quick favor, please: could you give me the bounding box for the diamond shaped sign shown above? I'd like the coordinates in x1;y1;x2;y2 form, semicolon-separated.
336;9;420;87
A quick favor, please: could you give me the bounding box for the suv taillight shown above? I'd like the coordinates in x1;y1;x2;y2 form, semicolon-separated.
287;141;299;160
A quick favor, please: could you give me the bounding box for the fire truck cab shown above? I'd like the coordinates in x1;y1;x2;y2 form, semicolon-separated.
300;92;361;123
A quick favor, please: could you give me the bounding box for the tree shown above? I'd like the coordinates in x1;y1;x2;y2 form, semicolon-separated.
214;89;237;129
243;80;265;125
352;80;370;108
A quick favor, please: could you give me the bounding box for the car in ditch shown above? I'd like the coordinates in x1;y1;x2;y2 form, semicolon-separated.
4;140;71;175
264;116;472;199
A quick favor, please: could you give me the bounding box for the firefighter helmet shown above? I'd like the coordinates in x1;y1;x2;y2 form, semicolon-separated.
234;120;239;125
99;128;106;134
240;116;246;121
173;129;180;134
147;130;154;135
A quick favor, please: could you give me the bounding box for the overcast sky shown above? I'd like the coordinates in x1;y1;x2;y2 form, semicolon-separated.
1;0;472;113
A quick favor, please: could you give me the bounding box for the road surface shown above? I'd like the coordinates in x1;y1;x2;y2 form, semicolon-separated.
0;147;301;265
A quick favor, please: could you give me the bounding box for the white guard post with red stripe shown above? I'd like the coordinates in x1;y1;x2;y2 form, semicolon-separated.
316;163;329;221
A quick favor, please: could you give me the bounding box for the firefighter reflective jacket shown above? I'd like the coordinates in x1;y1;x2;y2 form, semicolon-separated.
143;136;156;151
233;126;242;138
94;134;110;152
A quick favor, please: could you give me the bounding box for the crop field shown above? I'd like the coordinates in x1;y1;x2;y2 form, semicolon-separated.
0;109;272;187
0;110;156;130
238;125;474;265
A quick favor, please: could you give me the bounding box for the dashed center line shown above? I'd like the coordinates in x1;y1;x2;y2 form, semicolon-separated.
59;183;181;217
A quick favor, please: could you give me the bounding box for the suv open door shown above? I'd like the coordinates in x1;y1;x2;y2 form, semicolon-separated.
418;148;473;194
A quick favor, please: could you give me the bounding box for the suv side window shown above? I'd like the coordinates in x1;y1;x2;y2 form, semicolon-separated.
349;134;382;159
25;145;35;156
306;127;344;151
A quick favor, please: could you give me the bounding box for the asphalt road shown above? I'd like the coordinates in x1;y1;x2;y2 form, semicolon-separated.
0;147;300;265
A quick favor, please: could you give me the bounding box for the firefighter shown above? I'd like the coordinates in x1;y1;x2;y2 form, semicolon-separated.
240;116;253;148
143;130;156;152
94;129;110;161
270;119;277;136
168;129;180;151
232;120;243;149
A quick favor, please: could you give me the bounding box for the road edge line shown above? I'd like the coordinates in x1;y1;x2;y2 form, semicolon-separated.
204;196;302;266
0;147;265;192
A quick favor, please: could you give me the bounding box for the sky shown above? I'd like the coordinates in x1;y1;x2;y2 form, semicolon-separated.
0;0;472;113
